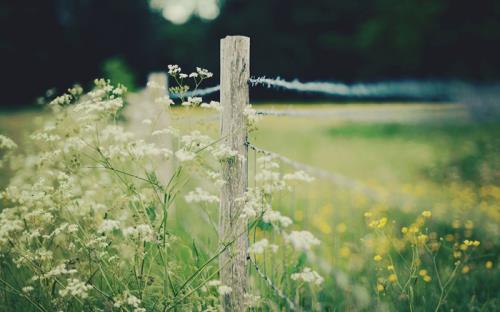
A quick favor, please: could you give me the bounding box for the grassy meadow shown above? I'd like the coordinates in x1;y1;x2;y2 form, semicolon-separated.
1;102;498;311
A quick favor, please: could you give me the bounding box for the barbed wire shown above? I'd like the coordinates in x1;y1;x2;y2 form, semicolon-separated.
249;76;452;100
248;256;296;311
247;142;383;200
167;76;459;100
170;85;220;99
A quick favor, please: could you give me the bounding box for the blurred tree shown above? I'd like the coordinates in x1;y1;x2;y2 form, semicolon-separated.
1;0;499;108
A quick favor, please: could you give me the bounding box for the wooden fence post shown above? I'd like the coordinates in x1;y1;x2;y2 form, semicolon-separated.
219;35;250;311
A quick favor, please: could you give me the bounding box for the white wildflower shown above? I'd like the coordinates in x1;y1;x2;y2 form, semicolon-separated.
123;224;156;242
291;267;324;285
248;239;269;254
98;219;120;233
175;149;196;162
141;119;152;125
0;135;17;150
185;187;219;204
152;127;179;137
196;67;213;78
182;96;202;107
168;64;181;75
263;210;292;228
285;231;320;251
22;286;34;293
59;278;91;299
211;144;239;161
200;101;222;111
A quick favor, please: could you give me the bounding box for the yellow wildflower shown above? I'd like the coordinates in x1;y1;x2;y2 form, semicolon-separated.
376;284;385;292
462;265;470;273
388;274;397;283
401;227;408;234
423;275;432;282
377;217;388;229
422;210;432;218
387;265;395;271
374;255;383;262
485;261;493;269
339;246;351;258
336;223;347;233
418;269;427;277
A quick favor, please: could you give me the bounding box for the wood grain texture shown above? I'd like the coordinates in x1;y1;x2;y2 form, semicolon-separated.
219;35;249;311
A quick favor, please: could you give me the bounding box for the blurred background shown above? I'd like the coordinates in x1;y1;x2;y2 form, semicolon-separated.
0;2;499;309
1;0;500;109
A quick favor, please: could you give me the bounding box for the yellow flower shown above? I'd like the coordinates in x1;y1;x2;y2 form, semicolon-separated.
423;275;432;282
422;210;432;218
464;220;474;230
387;265;395;271
339;246;351;258
418;269;428;277
401;227;408;234
417;234;429;244
376;284;385;292
336;223;347;233
485;261;493;269
374;255;383;262
388;274;398;283
364;212;372;218
462;265;470;273
377;217;388;229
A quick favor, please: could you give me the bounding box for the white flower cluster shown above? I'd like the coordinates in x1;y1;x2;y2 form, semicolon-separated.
123;224;156;242
167;64;181;75
262;209;293;228
185;187;219;204
98;219;121;233
195;67;214;78
291;267;324;285
255;155;285;194
247;238;279;254
113;291;146;312
59;278;92;299
285;231;321;251
200;100;222;111
244;105;260;129
182;96;202;107
0;135;17;150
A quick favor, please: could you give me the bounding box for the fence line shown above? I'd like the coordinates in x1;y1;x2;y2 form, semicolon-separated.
249;76;452;99
247;143;384;201
168;77;459;101
170;85;220;98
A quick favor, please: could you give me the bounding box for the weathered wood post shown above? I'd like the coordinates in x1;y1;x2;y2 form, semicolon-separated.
219;35;250;310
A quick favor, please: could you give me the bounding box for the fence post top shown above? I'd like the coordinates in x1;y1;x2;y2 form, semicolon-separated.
221;35;250;42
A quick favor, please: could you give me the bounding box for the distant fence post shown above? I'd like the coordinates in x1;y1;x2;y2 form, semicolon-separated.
125;72;174;184
219;35;250;311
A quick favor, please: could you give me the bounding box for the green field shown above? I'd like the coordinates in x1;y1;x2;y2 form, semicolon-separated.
1;103;499;311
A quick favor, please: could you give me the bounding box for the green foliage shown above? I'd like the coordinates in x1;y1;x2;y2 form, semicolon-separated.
102;57;137;91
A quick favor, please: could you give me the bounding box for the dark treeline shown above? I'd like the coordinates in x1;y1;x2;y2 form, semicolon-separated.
1;0;500;108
